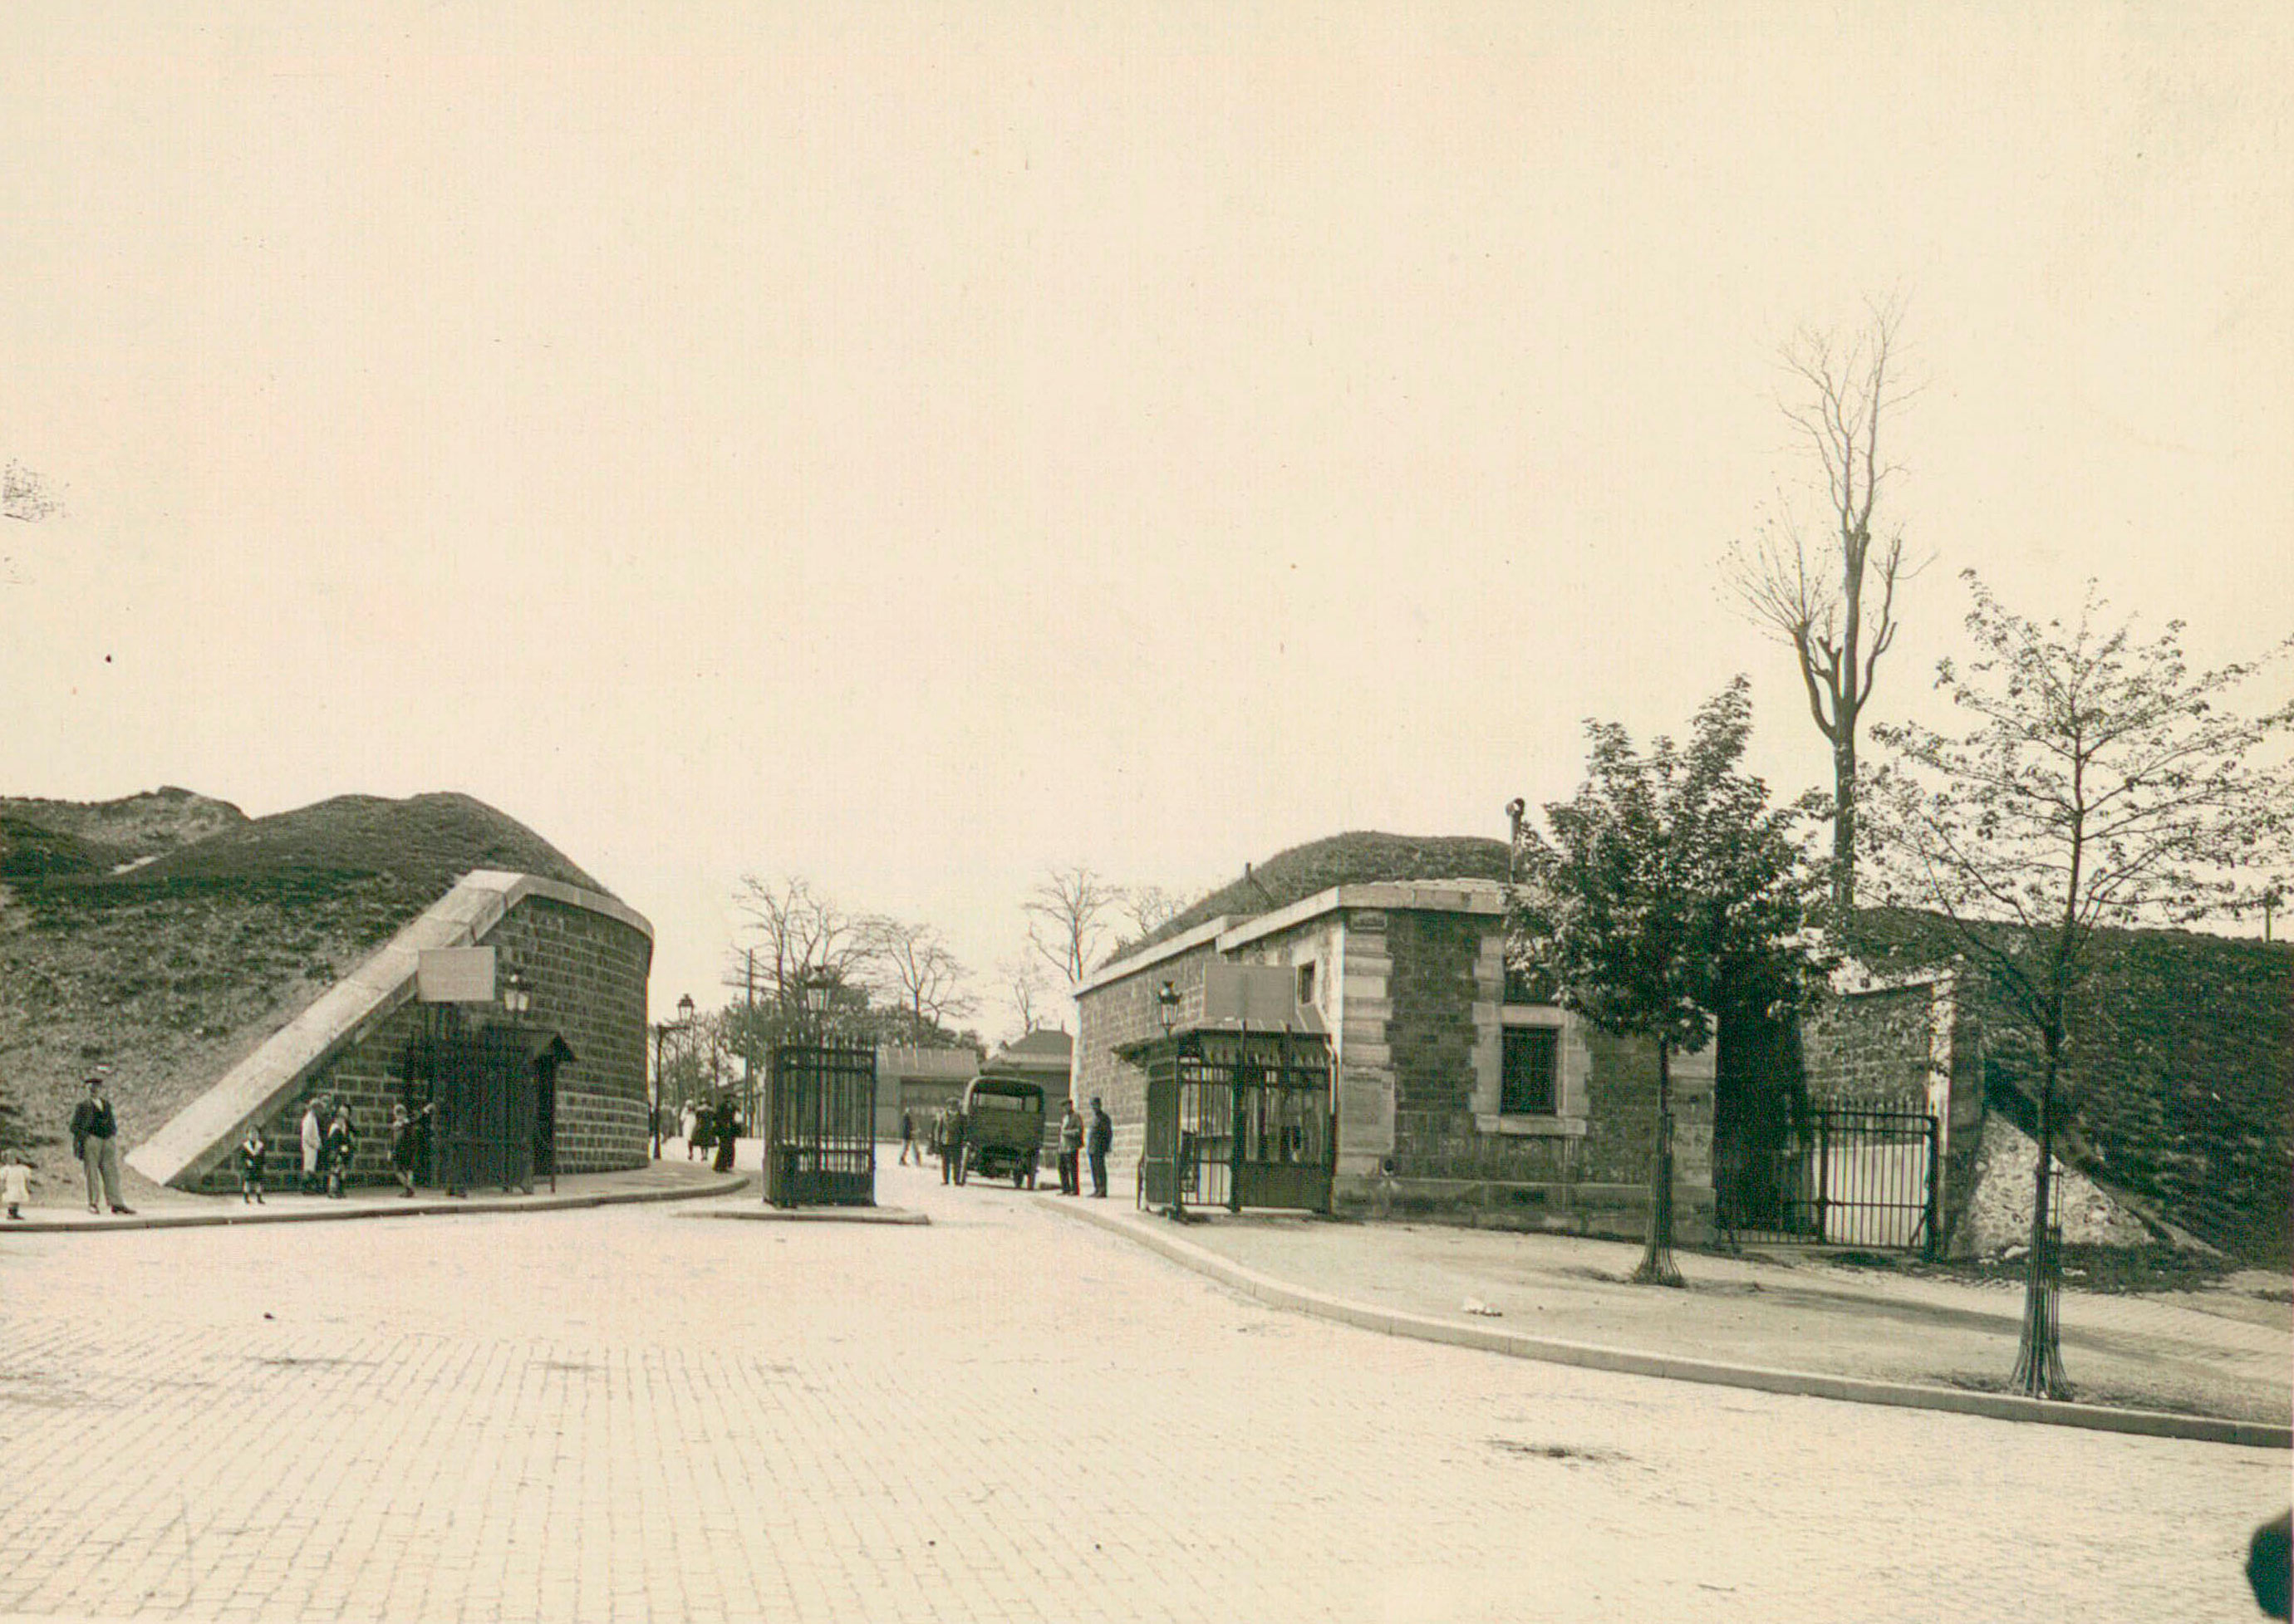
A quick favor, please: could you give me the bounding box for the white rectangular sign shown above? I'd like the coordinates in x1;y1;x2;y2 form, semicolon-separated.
416;946;498;1003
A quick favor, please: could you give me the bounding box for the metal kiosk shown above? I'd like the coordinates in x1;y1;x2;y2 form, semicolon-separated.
1127;964;1337;1220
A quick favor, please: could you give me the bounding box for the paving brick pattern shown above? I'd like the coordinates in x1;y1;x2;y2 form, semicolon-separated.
1;1161;2284;1623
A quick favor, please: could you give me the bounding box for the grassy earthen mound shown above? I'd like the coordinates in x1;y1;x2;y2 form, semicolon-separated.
0;789;608;1192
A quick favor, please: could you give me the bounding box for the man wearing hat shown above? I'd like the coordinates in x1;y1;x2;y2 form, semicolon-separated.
68;1068;134;1215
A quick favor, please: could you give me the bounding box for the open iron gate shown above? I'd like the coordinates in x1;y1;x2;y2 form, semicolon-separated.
764;1038;877;1207
1718;1106;1940;1254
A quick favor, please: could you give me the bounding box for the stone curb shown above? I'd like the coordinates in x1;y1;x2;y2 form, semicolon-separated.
693;1205;930;1226
1049;1200;2292;1451
0;1174;751;1234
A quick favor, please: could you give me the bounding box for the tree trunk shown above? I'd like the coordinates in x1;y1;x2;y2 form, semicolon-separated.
1831;733;1858;918
1633;1038;1684;1287
2011;1028;2070;1398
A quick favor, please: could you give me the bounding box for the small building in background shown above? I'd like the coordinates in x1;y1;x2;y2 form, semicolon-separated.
875;1044;980;1139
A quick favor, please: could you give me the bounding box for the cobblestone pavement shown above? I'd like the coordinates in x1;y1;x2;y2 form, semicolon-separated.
1124;1211;2293;1425
1;1159;2284;1624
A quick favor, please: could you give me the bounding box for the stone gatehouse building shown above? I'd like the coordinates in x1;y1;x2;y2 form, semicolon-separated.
1073;880;1713;1237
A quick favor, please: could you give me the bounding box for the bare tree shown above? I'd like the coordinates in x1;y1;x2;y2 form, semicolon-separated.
997;954;1049;1035
1114;883;1188;940
2;459;61;586
732;873;876;1033
1024;863;1115;989
1727;301;1917;916
2;461;61;525
862;916;975;1041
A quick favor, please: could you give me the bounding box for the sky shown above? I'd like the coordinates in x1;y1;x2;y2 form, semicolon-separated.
2;2;2289;1044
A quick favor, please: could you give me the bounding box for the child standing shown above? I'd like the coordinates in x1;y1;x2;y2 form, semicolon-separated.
236;1124;268;1205
2;1147;29;1219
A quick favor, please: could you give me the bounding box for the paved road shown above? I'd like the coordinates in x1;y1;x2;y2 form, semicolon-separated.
1;1160;2282;1623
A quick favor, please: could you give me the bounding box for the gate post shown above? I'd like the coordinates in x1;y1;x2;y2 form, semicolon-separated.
1814;1111;1830;1244
1923;1113;1942;1261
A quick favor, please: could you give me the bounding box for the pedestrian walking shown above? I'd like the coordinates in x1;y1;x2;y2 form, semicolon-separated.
389;1102;419;1196
680;1100;700;1158
236;1124;268;1204
1057;1101;1083;1195
325;1105;356;1198
70;1072;134;1214
2;1146;30;1219
1087;1097;1113;1198
301;1099;324;1194
898;1108;921;1165
712;1096;739;1173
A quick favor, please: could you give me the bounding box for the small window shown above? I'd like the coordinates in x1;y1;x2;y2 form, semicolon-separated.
1501;1025;1559;1116
1296;962;1317;1010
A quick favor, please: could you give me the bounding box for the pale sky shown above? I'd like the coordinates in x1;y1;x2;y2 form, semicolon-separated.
4;2;2289;1043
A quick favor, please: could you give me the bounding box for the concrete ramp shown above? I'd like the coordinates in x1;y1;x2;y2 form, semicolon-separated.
127;869;650;1190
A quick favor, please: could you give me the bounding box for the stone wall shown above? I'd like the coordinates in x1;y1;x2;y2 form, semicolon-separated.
1956;1116;2150;1255
1354;908;1712;1239
1801;983;1935;1111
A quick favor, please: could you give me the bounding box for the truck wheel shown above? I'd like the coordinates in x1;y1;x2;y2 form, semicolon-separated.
1013;1164;1026;1190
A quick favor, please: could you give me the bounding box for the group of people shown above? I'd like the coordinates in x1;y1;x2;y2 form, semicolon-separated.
675;1096;743;1173
1055;1097;1114;1198
899;1094;1113;1195
290;1095;367;1199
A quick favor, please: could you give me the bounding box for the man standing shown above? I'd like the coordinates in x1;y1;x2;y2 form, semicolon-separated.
1057;1101;1083;1195
70;1072;134;1215
1086;1097;1113;1199
936;1097;965;1185
897;1108;921;1166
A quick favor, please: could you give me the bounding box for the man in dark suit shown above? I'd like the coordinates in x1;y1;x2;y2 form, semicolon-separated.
1087;1097;1113;1198
69;1072;134;1215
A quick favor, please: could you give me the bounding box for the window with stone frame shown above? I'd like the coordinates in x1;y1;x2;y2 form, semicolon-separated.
1500;1023;1560;1116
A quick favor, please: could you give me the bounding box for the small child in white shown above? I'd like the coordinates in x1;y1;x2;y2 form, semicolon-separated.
2;1147;30;1219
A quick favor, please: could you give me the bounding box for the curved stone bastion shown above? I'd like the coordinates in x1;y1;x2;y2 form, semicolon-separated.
128;870;653;1192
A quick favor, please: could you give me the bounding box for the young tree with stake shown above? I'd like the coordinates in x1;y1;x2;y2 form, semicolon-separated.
1511;679;1827;1285
1862;572;2293;1398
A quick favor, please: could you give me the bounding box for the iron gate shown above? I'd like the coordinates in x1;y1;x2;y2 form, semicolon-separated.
765;1038;877;1207
1718;1106;1939;1254
1140;1028;1335;1217
407;1024;541;1196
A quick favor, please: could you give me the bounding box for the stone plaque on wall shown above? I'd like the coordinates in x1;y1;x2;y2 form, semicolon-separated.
1339;1068;1393;1153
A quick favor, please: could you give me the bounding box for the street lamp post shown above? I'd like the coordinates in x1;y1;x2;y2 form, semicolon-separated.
651;993;695;1160
1156;979;1181;1218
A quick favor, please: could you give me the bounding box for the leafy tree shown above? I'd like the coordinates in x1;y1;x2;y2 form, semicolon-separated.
1863;572;2293;1396
1511;678;1826;1285
1726;302;1917;916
